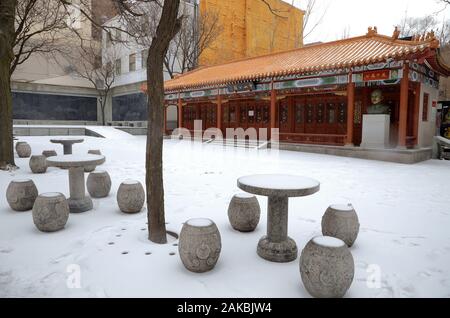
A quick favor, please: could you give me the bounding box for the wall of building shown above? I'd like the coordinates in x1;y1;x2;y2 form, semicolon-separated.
199;0;303;66
418;83;440;148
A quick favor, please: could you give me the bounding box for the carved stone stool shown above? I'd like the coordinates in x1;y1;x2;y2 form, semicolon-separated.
300;236;354;298
16;142;31;158
6;179;38;211
87;170;112;198
228;193;261;232
322;204;360;247
117;180;145;213
178;218;222;273
32;193;70;232
42;150;57;158
29;155;47;174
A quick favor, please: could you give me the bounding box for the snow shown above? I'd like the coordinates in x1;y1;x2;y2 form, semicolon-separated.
234;193;255;199
122;179;141;185
330;204;354;212
186;218;214;227
238;174;320;191
10;178;32;183
313;236;346;248
1;131;450;298
47;154;104;164
39;193;63;198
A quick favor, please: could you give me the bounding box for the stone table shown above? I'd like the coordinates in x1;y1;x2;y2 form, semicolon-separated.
238;174;320;263
47;154;105;213
50;138;84;155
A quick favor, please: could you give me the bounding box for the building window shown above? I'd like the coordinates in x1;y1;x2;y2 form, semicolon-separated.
422;93;429;122
115;29;122;42
129;54;136;72
141;50;148;69
115;59;121;75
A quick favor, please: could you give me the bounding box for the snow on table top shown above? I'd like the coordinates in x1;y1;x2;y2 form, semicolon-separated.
238;174;320;197
313;236;346;248
46;154;105;168
187;218;214;227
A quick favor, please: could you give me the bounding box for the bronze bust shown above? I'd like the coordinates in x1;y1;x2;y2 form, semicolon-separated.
367;89;390;115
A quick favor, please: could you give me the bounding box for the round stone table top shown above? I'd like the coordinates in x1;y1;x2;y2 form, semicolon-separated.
237;174;320;197
47;154;105;169
50;138;84;145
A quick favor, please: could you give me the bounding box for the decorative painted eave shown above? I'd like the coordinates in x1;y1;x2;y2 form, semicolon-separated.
152;28;448;94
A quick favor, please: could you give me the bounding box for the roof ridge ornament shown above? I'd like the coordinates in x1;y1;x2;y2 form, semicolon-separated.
367;26;378;36
392;26;401;40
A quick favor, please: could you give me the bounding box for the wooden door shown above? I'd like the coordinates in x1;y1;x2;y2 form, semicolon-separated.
278;98;290;133
293;96;305;133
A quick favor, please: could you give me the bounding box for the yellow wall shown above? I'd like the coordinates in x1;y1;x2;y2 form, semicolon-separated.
199;0;304;67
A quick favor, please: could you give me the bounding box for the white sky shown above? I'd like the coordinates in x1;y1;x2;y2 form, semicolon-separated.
284;0;450;43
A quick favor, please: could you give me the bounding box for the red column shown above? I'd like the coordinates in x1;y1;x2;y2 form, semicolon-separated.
412;83;420;147
398;63;409;148
346;72;355;146
217;89;223;133
270;80;277;140
178;93;183;129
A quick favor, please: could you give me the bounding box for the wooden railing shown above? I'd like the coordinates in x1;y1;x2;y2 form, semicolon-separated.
278;133;347;146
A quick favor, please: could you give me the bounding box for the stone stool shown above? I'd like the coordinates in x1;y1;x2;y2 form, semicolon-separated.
29;155;47;174
6;179;38;211
88;150;105;164
117;180;145;213
228;193;261;232
322;204;360;247
85;150;104;172
16;142;31;158
87;170;112;198
32;193;70;232
42;150;57;158
300;236;354;298
178;218;222;273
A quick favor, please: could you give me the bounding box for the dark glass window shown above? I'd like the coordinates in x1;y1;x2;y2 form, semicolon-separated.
12;92;97;121
112;93;148;121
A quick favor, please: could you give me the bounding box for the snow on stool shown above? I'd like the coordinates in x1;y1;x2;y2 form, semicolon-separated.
29;155;47;174
6;179;38;211
117;180;145;213
32;193;69;232
42;150;57;158
300;236;354;298
87;170;112;198
179;218;222;273
228;193;261;232
16;142;31;158
321;204;360;247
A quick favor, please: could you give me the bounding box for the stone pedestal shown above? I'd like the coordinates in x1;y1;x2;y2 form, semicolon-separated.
257;195;297;262
360;115;390;149
68;167;93;213
32;193;70;232
29;155;47;174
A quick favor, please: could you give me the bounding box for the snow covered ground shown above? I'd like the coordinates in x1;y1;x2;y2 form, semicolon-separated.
1;131;450;298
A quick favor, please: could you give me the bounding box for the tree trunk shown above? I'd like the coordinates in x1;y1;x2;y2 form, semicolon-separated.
146;0;182;244
0;0;17;170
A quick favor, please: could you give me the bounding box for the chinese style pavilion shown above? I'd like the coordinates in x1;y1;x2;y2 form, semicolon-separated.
160;28;450;150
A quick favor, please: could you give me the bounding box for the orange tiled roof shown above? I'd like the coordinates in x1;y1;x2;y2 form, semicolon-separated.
164;31;444;92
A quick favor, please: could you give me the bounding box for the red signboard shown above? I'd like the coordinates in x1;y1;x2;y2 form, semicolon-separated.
363;70;390;82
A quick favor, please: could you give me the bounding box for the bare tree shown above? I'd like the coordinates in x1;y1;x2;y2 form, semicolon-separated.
398;15;450;46
57;39;117;125
297;0;329;41
164;8;222;78
144;1;182;244
1;0;72;169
